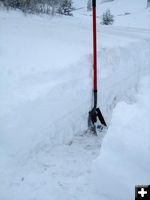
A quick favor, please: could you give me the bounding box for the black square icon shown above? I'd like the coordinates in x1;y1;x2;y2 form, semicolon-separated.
135;185;150;200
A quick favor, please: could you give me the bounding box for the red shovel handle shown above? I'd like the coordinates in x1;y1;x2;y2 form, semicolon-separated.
93;0;97;91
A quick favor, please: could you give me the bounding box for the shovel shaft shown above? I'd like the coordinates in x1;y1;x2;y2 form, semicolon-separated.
93;0;97;91
88;0;107;130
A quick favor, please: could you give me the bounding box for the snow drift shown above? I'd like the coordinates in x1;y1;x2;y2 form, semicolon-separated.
92;75;150;200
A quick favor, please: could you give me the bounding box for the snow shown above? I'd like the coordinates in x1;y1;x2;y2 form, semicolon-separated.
92;75;150;200
74;0;150;29
0;0;150;199
0;134;103;200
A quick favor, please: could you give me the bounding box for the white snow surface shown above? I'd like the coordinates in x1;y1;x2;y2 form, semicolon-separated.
73;0;150;29
0;0;150;199
92;75;150;200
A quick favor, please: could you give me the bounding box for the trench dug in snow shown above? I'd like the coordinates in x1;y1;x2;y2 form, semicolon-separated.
1;37;150;200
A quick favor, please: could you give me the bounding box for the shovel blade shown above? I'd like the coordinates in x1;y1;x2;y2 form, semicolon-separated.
96;108;107;127
89;108;97;124
88;107;107;134
88;114;97;135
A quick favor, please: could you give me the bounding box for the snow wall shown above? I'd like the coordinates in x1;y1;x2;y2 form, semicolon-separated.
0;40;150;165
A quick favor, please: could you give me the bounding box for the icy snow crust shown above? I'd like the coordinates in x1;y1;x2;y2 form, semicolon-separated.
0;2;150;200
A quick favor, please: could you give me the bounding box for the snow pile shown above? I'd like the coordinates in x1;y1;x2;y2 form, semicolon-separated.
92;75;150;200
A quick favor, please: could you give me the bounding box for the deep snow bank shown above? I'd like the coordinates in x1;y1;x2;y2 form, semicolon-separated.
0;10;150;171
0;9;150;200
92;75;150;200
1;40;150;164
97;40;150;125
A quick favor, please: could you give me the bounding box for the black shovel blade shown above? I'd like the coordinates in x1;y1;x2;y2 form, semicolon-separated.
88;112;97;135
89;108;97;124
88;107;107;128
96;108;107;127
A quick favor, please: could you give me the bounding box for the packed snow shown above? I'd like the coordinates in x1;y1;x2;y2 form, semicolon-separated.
0;0;150;199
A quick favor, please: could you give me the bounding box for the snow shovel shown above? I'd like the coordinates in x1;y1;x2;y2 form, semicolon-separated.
88;0;107;134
